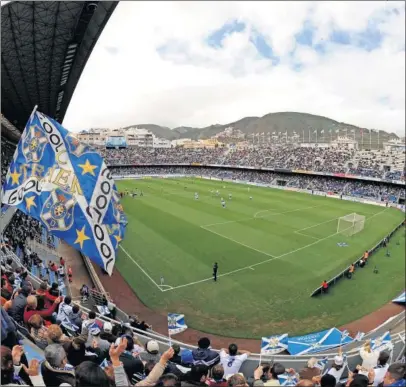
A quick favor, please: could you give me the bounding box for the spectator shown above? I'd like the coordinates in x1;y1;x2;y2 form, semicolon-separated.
8;285;31;323
319;374;337;387
360;340;380;369
35;282;49;310
181;364;209;386
192;337;220;367
67;266;73;283
56;296;73;323
82;311;97;336
1;277;12;301
373;351;390;386
100;321;117;343
75;361;111;387
140;339;161;363
57;265;65;279
1;307;19;349
206;364;228;386
327;350;346;384
116;335;145;383
158;373;181;387
47;324;70;345
87;327;110;353
23;295;61;324
60;257;65;266
27;314;49;350
46;282;60;300
299;357;321;381
69;304;83;330
253;363;286;386
321;280;329;294
41;344;75;386
1;345;44;386
220;343;250;378
168;344;185;366
382;363;406;386
228;373;249;387
80;284;89;301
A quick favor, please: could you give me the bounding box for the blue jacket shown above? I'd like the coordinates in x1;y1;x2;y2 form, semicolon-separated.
192;347;220;367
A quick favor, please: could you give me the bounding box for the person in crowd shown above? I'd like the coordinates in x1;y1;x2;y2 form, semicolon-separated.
130;314;151;331
46;282;60;300
192;337;220;367
1;307;20;349
27;314;49;350
181;364;210;386
80;284;90;301
1;277;12;301
140;339;161;363
8;285;31;323
69;304;83;330
87;326;110;353
382;363;406;386
228;373;249;387
171;343;182;365
253;364;286;386
158;373;181;387
57;265;65;279
41;344;75;386
56;296;73;323
206;364;228;386
372;351;390;386
115;335;145;382
321;280;329;294
318;373;337;387
220;343;251;378
100;321;117;343
60;257;66;266
347;264;355;279
23;295;61;324
299;357;321;381
360;340;380;369
1;345;44;386
46;324;70;345
326;349;346;384
81;311;98;336
35;282;49;310
67;266;73;283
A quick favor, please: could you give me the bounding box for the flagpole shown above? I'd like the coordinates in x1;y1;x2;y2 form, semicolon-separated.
361;129;364;150
377;130;380;149
370;130;372;149
302;130;304;143
316;131;318;143
308;130;310;142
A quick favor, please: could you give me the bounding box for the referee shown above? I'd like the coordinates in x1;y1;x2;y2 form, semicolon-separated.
213;262;218;282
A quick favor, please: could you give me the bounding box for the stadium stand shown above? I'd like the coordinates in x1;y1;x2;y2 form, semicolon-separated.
1;134;405;385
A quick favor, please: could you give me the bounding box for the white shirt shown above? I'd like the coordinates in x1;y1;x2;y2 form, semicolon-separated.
57;302;73;322
360;348;380;370
373;365;389;386
327;366;346;384
220;350;248;377
58;267;65;275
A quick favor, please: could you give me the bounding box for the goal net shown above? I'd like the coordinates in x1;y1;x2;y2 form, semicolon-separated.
337;213;366;237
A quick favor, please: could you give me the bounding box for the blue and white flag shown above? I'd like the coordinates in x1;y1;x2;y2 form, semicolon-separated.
261;334;288;354
288;328;353;355
354;332;365;341
277;373;299;386
341;329;351;342
315;357;328;371
392;291;405;304
168;313;188;335
371;331;392;351
1;110;127;274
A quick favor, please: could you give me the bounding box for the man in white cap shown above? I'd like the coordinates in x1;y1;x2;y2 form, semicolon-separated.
87;326;110;352
326;348;346;384
140;340;161;363
100;321;117;343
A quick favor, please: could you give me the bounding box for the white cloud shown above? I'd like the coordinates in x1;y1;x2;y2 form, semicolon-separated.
63;1;405;135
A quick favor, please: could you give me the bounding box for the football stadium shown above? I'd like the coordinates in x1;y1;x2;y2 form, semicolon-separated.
1;2;405;386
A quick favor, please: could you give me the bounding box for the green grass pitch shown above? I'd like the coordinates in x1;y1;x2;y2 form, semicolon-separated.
115;177;405;338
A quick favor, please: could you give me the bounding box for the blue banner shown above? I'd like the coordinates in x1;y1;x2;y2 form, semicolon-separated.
168;313;188;335
392;291;405;304
371;331;392;351
1;110;127;274
287;328;353;355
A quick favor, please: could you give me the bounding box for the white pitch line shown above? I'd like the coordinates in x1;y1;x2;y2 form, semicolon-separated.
163;208;388;292
254;204;323;219
119;246;164;292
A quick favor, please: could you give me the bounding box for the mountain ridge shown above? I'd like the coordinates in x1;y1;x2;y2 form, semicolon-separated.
92;112;400;143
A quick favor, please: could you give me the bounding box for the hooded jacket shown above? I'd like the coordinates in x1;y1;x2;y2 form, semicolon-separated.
191;348;220;367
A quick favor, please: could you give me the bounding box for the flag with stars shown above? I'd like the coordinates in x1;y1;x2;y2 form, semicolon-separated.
1;109;127;274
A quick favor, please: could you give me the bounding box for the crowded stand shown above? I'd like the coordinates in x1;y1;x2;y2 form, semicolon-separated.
98;145;405;182
111;166;405;203
1;138;405;386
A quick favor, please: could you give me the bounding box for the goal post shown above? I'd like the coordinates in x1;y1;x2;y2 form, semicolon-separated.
337;213;366;237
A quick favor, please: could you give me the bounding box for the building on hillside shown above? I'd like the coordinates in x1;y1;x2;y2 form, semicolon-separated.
76;129;106;146
153;137;171;148
330;136;359;150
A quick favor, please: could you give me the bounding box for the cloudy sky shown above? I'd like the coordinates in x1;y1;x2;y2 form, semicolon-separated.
63;1;405;135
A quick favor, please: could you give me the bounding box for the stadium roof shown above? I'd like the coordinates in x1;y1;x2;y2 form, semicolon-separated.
1;1;117;133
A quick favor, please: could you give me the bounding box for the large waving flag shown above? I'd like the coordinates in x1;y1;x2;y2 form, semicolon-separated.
261;334;288;354
168;313;188;335
277;373;299;386
1;109;126;274
288;328;353;355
